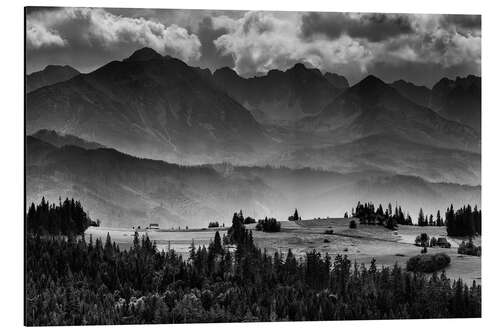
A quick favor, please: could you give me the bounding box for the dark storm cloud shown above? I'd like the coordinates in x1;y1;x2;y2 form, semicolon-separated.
301;12;414;42
26;8;481;86
441;14;481;31
25;6;60;15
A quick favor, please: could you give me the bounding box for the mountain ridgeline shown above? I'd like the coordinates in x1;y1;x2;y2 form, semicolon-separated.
27;48;271;164
213;64;348;125
27;133;480;228
26;47;481;228
26;65;80;93
390;75;481;133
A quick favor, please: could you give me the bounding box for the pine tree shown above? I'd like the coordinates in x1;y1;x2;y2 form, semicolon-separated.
418;208;425;227
436;210;443;226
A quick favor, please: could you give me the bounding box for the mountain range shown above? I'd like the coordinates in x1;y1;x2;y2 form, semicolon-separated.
26;133;480;228
27;48;270;164
298;75;479;153
213;64;348;125
390;75;481;133
26;65;80;93
25;47;481;226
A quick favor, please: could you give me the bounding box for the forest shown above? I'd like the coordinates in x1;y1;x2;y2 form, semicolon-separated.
26;199;481;325
445;204;481;236
352;202;481;236
352;202;413;228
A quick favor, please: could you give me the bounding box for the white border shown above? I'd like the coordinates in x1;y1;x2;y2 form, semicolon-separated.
1;0;499;331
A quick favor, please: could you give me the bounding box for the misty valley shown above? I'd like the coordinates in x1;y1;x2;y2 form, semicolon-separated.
25;18;481;325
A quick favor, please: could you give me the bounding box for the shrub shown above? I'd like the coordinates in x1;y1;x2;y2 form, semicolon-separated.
458;239;481;256
324;229;334;235
256;217;281;232
406;253;451;273
208;221;220;228
349;220;357;229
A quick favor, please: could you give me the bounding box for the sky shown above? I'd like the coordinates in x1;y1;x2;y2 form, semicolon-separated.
26;7;481;87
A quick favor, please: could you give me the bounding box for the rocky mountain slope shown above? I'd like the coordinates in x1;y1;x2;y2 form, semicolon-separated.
27;48;270;164
27;65;80;93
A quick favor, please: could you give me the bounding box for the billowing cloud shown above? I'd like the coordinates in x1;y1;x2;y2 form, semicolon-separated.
26;7;201;62
213;11;373;77
211;11;480;85
26;20;66;49
301;12;414;42
26;8;480;87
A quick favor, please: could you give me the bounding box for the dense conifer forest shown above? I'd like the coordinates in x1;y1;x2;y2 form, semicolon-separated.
26;197;97;236
445;204;481;236
352;202;481;236
352;202;412;228
26;198;481;325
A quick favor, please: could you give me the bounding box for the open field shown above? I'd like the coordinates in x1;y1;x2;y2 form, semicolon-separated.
86;218;481;285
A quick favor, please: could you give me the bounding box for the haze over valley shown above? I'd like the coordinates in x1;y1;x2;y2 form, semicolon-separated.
26;48;481;228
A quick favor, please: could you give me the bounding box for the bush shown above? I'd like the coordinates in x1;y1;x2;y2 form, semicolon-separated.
349;220;357;229
324;229;334;235
256;217;281;232
406;253;451;273
415;233;429;247
458;239;481;256
208;221;220;228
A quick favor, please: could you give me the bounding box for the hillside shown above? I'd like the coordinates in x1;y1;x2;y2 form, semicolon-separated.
299;75;480;153
272;134;480;185
26;48;271;164
31;129;106;150
27;135;480;228
26;65;80;93
430;75;481;133
213;64;347;125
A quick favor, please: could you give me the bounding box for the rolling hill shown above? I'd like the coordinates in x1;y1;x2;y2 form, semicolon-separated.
26;134;480;228
272;134;480;185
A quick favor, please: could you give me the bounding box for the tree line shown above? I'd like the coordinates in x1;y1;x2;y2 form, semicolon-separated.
352;202;412;229
26;200;481;325
352;202;481;237
26;197;97;236
445;204;481;236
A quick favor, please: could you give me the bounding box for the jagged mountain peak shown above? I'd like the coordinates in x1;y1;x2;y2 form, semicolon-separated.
286;63;322;77
347;75;394;100
288;62;307;71
356;74;386;88
123;47;164;62
27;65;81;93
213;66;240;79
42;64;78;72
324;72;349;89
